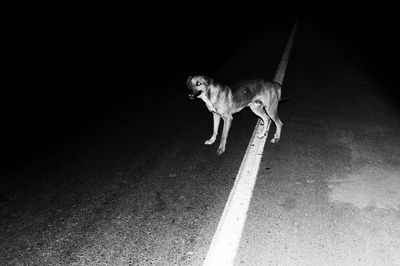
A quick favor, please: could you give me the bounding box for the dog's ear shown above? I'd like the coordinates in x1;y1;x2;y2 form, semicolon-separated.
187;76;193;86
203;76;212;86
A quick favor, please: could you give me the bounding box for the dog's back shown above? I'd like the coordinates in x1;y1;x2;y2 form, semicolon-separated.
230;80;280;113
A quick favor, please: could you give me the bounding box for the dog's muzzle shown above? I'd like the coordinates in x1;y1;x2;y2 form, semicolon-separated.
188;90;202;99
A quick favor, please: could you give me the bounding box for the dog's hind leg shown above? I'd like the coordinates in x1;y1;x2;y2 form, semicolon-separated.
249;102;271;139
265;101;283;143
217;115;232;155
205;113;220;145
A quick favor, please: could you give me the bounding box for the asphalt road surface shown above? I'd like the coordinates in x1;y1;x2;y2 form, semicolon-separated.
1;18;400;266
234;22;400;266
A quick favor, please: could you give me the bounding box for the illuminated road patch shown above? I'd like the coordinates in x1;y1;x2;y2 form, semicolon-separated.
328;167;400;210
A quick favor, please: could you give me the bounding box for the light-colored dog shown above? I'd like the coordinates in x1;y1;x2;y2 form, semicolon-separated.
187;76;283;155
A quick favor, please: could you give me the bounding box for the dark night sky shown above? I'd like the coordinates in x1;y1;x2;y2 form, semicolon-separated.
3;3;398;166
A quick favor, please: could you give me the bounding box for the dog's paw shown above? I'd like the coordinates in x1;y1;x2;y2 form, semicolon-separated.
217;146;225;155
270;137;280;144
204;137;216;145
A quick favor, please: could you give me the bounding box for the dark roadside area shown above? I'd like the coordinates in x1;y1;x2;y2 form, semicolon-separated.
2;5;400;266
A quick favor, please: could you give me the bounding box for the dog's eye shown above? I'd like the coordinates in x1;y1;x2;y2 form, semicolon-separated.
196;82;201;86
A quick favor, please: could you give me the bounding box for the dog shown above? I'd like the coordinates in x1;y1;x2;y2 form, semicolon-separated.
187;75;283;155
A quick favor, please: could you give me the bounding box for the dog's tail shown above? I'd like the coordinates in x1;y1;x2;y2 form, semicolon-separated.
273;18;298;93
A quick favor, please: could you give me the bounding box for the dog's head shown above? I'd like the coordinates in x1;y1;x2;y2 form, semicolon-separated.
187;75;211;99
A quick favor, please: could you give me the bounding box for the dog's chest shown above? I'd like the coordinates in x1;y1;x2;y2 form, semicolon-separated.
200;95;219;113
205;102;218;113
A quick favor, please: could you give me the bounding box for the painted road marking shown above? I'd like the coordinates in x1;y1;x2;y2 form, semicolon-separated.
273;18;298;85
203;19;298;266
203;119;269;266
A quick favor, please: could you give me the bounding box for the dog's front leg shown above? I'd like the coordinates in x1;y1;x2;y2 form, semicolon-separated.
205;112;220;145
217;115;232;155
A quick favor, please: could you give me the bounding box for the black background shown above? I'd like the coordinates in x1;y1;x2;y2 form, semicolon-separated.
2;3;398;167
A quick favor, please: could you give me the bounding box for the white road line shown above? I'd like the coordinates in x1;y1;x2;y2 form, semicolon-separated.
203;119;269;266
273;18;298;85
203;19;298;266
